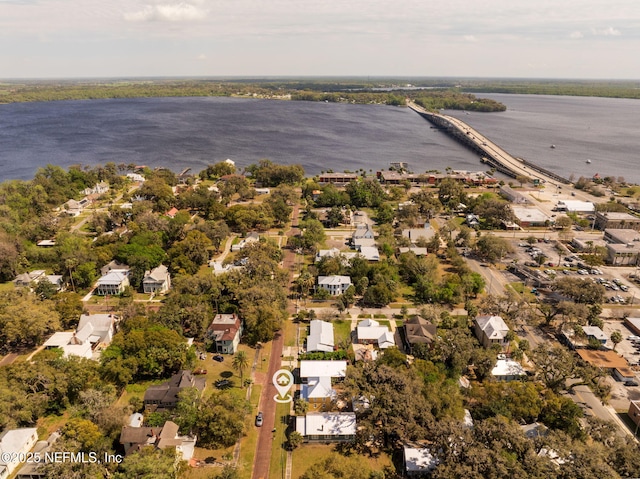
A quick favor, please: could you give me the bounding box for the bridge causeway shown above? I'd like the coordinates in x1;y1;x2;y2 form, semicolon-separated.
407;102;571;185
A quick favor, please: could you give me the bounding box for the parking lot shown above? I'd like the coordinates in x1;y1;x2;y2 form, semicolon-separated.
509;239;640;304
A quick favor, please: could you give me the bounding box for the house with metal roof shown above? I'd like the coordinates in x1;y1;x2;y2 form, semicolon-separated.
142;265;171;294
474;315;510;350
306;320;334;353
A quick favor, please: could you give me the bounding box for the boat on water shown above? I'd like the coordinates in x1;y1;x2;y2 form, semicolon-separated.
586;159;592;164
550;144;556;149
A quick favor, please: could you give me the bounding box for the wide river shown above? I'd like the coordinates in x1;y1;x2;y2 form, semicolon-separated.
0;93;638;183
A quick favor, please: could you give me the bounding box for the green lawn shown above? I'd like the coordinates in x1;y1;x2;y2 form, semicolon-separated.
333;320;352;344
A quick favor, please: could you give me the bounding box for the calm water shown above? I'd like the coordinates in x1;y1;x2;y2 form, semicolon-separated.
444;94;640;184
0;94;638;183
0;97;481;182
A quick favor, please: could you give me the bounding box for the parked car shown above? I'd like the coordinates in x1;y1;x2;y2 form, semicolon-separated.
255;411;264;427
213;354;224;362
215;379;232;389
193;368;208;375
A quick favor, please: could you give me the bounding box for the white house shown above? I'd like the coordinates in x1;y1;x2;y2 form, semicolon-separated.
315;248;357;264
403;446;439;476
295;412;356;442
231;232;260;252
94;270;130;296
352;225;374;241
0;428;38;479
299;360;347;404
317;276;352;296
307;320;334;353
206;314;243;354
43;314;116;359
356;319;395;349
402;226;436;243
474;315;510;350
357;246;380;262
492;358;526;381
142;265;171;294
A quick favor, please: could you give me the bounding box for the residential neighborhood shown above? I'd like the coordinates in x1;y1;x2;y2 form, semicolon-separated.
0;160;639;479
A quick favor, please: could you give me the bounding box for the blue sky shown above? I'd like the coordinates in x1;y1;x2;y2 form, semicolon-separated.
1;0;639;79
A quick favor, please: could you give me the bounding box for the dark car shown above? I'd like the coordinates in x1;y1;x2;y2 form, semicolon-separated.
213;354;224;362
255;412;263;427
215;379;231;389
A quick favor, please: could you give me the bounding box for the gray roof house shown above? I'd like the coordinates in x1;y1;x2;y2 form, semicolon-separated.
307;320;335;353
474;315;510;350
94;270;130;296
143;370;206;412
142;265;171;294
317;276;352;296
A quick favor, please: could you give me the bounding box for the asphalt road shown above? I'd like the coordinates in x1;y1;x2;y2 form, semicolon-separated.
251;202;300;479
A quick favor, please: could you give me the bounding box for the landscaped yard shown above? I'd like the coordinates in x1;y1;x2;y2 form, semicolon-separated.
333;319;353;345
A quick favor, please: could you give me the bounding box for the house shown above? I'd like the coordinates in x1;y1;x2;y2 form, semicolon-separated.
582;326;607;345
314;248;357;264
100;260;130;277
94;270;130;296
352;225;374;242
0;428;38;479
81;182;109;196
295;412;356;442
63;198;90;217
402;226;436;243
491;358;526;381
231;232;260;251
560;325;607;350
43;332;93;359
77;313;116;347
119;420;197;460
356;319;395;349
398;246;428;256
126;172;146;183
43;314;116;359
13;270;63;291
165;207;179;218
403;446;439;476
352;237;376;249
306;320;334;353
143;265;171;294
357;246;380;262
299;360;347;405
317;276;352;296
206;313;243;354
595;211;640;231
143;370;206;412
474;315;510;350
403;315;437;353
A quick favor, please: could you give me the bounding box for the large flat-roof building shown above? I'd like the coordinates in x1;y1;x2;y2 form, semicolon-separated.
595;211;640;231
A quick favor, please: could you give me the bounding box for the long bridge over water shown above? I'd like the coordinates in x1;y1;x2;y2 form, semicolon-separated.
407;102;571;186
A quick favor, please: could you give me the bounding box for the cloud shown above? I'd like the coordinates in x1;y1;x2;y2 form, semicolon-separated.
569;31;583;39
592;26;621;36
463;35;477;42
196;53;206;60
124;2;208;22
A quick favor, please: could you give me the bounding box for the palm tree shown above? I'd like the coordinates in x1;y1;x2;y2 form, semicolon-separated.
611;331;623;351
232;350;249;384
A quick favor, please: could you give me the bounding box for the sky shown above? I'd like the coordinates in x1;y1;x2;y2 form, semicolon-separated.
1;0;639;79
